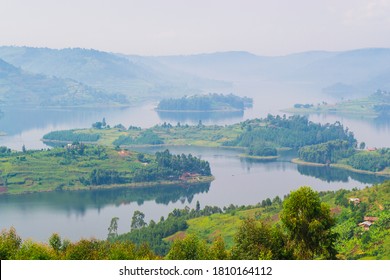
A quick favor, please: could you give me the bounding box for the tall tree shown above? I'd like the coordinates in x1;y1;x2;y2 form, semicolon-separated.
131;211;146;231
107;217;119;239
280;186;338;259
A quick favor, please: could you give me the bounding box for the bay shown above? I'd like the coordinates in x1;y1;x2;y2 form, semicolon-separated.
0;81;389;241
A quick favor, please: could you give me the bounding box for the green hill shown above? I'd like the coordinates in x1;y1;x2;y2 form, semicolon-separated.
0;58;127;107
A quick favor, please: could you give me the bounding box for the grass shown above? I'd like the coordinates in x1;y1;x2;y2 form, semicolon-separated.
164;181;390;259
0;146;214;195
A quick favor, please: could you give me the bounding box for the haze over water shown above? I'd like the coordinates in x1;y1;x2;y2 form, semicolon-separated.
1;81;388;241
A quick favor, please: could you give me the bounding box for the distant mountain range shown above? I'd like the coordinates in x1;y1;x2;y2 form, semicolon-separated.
0;46;389;106
153;48;390;97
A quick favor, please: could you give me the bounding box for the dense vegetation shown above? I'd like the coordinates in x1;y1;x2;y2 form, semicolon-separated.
41;114;390;175
346;148;390;172
2;182;388;260
298;141;390;173
0;145;212;195
223;114;356;150
43;130;100;142
113;130;164;146
298;140;355;164
157;93;253;111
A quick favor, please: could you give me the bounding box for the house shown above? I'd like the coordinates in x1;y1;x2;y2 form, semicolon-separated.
358;217;378;231
358;221;372;231
363;216;379;223
349;198;360;205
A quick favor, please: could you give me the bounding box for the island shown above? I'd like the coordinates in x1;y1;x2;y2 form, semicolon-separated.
156;93;253;112
293;140;390;176
39;114;390;176
282;90;390;118
0;144;213;195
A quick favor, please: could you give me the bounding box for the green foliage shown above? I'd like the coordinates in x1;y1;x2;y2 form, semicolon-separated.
113;129;164;146
280;186;337;259
298;140;355;164
347;148;390;172
131;211;147;231
165;234;210;260
2;181;389;260
248;145;277;157
107;217;119;240
0;227;22;260
0;146;11;156
43;130;100;142
0;145;212;194
224;115;356;150
157;93;252;111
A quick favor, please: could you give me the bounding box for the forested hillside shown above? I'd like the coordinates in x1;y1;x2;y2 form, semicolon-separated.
1;181;388;260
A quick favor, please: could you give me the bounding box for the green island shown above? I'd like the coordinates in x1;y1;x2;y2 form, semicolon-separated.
40;114;390;176
0;145;212;195
295;140;390;176
1;181;389;259
156;93;253;112
282;90;390;118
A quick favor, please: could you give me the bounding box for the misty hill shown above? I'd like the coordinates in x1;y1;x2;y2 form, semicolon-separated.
0;47;228;100
154;48;390;97
0;58;126;106
2;46;390;104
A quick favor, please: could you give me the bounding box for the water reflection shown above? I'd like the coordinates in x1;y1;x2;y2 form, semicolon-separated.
157;110;244;124
297;165;386;184
0;183;211;216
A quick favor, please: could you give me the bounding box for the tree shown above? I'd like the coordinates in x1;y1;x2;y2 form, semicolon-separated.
196;201;201;212
49;233;62;252
280;186;337;259
359;142;366;150
107;217;119;239
166;234;209;260
131;211;146;231
232;218;273;260
0;227;22;260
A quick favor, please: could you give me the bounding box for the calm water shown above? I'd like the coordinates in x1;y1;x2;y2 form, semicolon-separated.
0;82;389;241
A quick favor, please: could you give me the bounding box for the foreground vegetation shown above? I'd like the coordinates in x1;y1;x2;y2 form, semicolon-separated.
1;182;388;260
0;144;212;195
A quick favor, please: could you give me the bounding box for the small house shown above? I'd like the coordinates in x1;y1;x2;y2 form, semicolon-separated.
349;198;360;205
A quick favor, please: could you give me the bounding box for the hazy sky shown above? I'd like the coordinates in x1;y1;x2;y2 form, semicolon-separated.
1;0;390;56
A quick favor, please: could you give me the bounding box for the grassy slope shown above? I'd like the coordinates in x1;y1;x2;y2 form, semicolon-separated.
165;181;390;259
43;124;244;148
0;146;213;195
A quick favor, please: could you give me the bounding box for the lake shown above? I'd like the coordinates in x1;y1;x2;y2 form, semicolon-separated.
0;82;389;241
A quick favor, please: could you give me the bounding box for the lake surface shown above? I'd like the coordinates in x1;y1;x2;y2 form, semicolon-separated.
0;81;389;241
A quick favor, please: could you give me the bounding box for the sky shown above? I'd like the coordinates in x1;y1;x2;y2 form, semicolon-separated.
1;0;390;56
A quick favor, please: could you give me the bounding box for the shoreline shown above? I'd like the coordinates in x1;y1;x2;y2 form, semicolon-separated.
291;158;390;177
155;108;244;113
239;154;279;160
1;176;215;196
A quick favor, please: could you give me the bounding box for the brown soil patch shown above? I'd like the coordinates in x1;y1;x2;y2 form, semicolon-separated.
331;206;342;215
165;231;186;242
118;150;131;157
